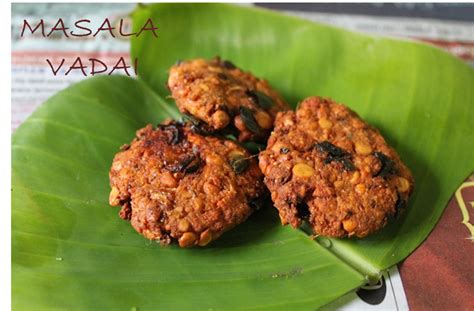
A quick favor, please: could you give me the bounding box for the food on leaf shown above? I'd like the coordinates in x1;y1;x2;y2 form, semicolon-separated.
259;96;414;238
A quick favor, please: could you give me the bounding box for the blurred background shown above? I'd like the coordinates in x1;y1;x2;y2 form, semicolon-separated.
259;3;474;67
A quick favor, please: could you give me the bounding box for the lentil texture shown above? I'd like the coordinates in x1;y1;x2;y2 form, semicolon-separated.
109;121;264;247
168;57;289;142
259;97;414;238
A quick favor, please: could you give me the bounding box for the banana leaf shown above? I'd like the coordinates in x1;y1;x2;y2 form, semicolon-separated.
12;3;474;310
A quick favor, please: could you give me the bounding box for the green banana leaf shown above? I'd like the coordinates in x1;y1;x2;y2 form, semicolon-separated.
12;3;474;310
131;3;474;274
12;75;364;310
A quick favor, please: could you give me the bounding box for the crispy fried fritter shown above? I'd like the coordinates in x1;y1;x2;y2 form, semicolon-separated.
259;97;414;238
168;57;289;142
109;121;265;247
